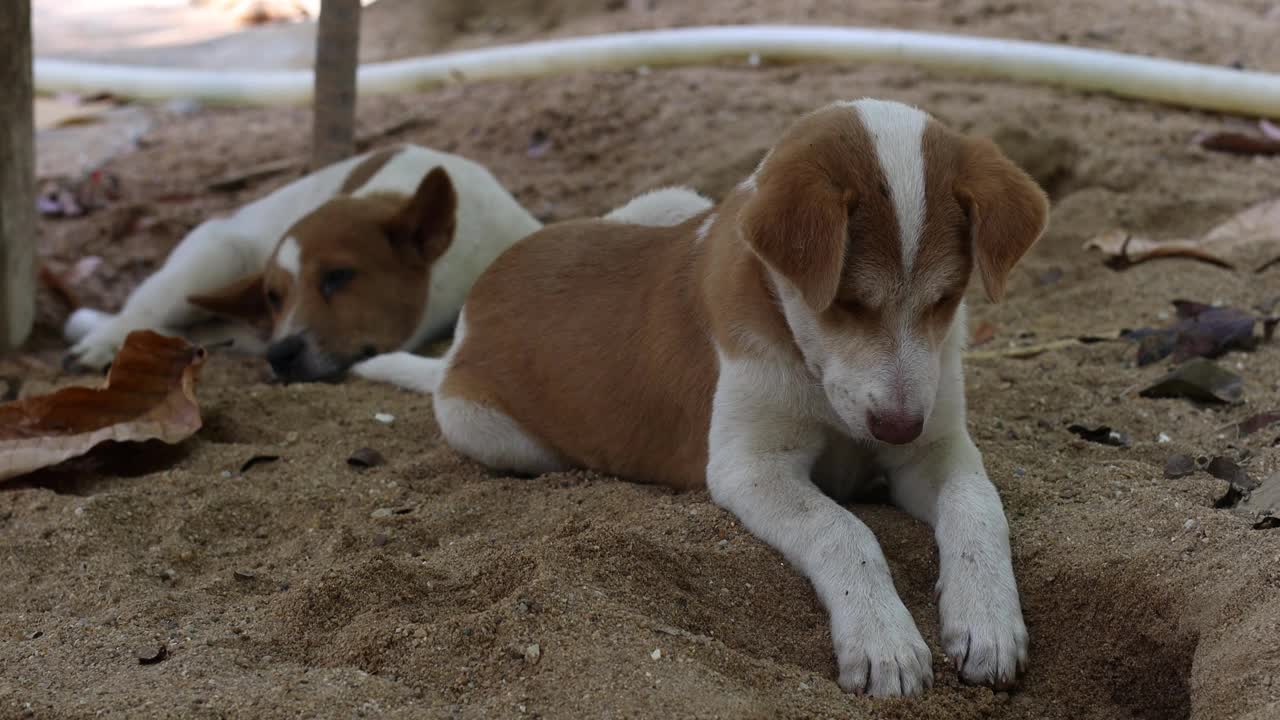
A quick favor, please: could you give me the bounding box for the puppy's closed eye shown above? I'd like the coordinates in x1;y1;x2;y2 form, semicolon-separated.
320;268;356;300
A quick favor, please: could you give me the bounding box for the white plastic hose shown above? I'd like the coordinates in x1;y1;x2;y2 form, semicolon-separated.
34;25;1280;117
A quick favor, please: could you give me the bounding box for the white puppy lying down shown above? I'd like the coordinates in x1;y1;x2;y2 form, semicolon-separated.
63;143;711;382
356;99;1048;698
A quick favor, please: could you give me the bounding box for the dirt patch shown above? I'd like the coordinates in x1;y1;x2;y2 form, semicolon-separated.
6;0;1280;718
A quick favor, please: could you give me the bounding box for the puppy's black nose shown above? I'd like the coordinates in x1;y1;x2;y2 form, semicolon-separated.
266;335;305;377
867;410;925;445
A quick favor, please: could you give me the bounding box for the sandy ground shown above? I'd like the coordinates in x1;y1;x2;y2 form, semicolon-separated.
6;0;1280;718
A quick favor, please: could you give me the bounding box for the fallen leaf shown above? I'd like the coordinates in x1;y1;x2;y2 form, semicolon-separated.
1083;198;1280;269
1138;358;1244;404
970;321;997;347
1067;424;1130;447
1163;454;1196;479
1214;484;1245;509
1195;129;1280;156
207;157;300;193
1083;229;1233;269
239;454;280;473
1206;456;1255;491
964;330;1123;360
1238;411;1280;436
347;447;386;468
1125;301;1263;366
34;95;118;131
37;171;122;218
0;331;205;482
1241;472;1280;514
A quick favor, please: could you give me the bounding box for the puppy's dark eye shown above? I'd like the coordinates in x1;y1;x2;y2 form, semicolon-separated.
933;292;961;310
320;268;356;300
265;289;283;312
836;297;867;315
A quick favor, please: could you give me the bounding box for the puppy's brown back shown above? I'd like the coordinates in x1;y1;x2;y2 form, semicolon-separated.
441;215;718;489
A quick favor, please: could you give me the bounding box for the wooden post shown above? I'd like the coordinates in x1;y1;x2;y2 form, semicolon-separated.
311;0;362;170
0;0;35;351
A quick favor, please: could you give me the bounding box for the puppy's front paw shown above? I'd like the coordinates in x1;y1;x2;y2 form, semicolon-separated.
938;571;1028;689
833;601;933;697
63;319;132;372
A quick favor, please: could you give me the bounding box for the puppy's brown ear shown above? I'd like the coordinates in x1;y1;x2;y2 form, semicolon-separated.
739;167;849;311
388;166;457;265
187;273;267;323
956;138;1049;302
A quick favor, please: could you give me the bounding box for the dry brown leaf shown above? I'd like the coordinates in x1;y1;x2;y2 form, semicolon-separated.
970;321;997;347
33;95;118;131
1195;130;1280;156
1083;198;1280;269
964;330;1124;360
0;331;206;482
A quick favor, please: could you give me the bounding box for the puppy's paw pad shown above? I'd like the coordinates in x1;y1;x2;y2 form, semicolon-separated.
835;623;933;697
940;596;1028;688
63;342;119;373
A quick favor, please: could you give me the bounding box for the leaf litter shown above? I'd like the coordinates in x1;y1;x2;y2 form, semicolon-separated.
1083;196;1280;271
0;331;205;482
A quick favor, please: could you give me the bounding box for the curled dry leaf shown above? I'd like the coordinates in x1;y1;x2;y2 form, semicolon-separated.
1126;300;1264;366
964;330;1123;360
1083;197;1280;270
1195;129;1280;156
1138;357;1243;404
970;321;997;347
0;331;205;482
1237;411;1280;437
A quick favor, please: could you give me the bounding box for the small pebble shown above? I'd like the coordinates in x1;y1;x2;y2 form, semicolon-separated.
650;648;662;660
233;569;256;581
524;643;542;664
1164;454;1196;479
374;413;395;424
136;644;167;664
1157;432;1172;443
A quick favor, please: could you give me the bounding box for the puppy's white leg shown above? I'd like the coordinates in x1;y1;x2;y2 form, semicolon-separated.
887;431;1027;688
65;219;260;370
63;308;114;344
352;352;445;393
708;362;932;697
434;394;568;476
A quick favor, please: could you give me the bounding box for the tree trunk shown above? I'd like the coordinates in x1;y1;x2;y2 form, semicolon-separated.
0;0;35;351
311;0;362;170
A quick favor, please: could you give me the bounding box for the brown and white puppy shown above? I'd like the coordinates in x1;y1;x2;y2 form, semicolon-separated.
356;99;1048;697
62;145;543;382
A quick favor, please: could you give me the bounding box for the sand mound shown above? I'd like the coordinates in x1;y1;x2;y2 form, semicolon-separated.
6;1;1280;718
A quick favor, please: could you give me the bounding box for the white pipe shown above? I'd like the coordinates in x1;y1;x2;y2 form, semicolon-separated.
34;25;1280;117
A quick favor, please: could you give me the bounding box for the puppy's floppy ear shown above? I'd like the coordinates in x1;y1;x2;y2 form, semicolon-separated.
955;137;1049;302
187;272;267;323
739;166;850;311
388;166;457;265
